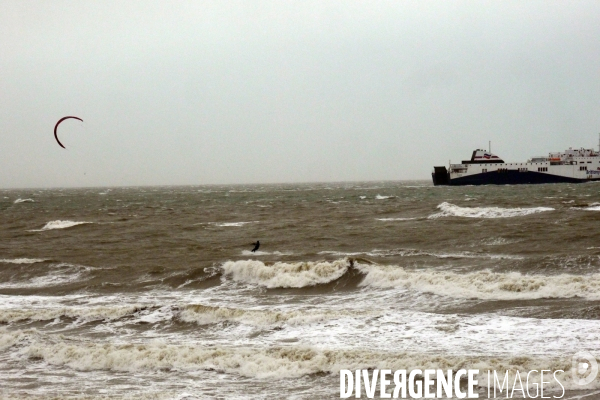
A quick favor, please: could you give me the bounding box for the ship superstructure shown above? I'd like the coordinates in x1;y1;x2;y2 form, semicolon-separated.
432;138;600;186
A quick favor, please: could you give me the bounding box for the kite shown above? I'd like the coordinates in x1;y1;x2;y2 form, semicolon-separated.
54;116;83;149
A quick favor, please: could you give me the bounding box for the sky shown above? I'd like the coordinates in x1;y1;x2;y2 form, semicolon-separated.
1;0;600;188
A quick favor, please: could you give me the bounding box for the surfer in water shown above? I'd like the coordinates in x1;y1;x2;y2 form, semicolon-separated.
251;240;260;252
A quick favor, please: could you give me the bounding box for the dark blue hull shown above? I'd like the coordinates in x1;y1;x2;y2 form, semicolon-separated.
431;170;598;185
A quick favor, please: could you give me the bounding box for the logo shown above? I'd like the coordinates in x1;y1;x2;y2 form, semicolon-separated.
572;352;598;386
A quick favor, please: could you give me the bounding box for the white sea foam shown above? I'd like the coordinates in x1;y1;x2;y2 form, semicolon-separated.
10;335;590;390
317;251;364;257
13;198;34;203
220;259;349;288
210;221;257;227
429;202;554;218
30;220;92;232
573;205;600;211
0;328;37;351
1;292;599;395
179;304;355;327
132;305;174;324
375;194;393;200
0;258;46;264
478;237;519;246
356;263;600;300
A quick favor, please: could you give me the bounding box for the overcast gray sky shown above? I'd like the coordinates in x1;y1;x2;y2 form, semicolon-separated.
2;1;600;188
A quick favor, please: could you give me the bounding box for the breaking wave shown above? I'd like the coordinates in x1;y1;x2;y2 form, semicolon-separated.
0;258;46;264
318;250;521;260
218;258;600;300
179;304;355;327
573;204;600;211
0;303;360;328
0;329;585;390
0;263;90;289
30;220;92;232
356;263;600;300
209;221;257;227
220;259;349;288
429;202;554;219
13;198;34;203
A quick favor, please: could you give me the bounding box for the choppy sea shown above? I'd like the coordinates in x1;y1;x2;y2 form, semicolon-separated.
1;181;600;399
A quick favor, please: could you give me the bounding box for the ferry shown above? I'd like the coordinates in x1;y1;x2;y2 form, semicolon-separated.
432;137;600;185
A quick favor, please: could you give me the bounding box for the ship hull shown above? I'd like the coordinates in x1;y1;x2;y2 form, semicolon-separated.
432;171;597;186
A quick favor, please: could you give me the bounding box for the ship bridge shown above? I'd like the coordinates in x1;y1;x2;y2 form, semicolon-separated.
462;149;504;164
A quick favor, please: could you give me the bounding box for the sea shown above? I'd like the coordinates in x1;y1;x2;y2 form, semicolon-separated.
1;181;600;399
